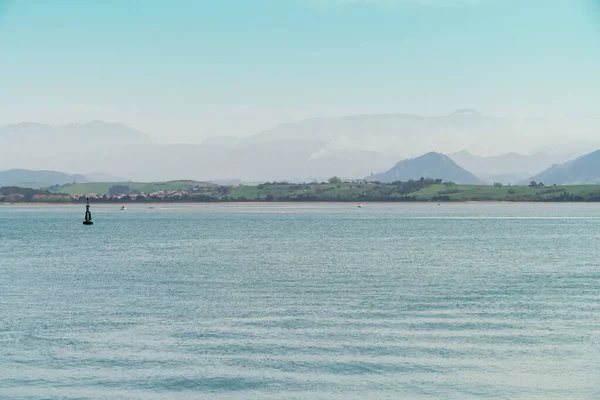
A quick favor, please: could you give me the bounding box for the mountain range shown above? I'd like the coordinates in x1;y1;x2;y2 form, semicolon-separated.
369;148;600;186
448;150;578;184
0;112;595;182
5;147;600;188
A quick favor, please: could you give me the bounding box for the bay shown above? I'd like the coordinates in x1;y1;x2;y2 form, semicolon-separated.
1;203;599;399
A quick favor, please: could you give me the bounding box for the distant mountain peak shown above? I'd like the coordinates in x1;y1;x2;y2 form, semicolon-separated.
449;109;483;117
453;150;475;156
413;151;450;162
370;151;483;184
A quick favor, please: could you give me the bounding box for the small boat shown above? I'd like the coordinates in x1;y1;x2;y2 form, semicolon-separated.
357;204;363;208
149;206;155;209
120;206;126;211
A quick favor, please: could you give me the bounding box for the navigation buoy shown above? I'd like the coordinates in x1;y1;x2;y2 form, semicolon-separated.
83;197;94;225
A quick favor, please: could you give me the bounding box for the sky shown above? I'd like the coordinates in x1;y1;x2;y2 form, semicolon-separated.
0;0;599;143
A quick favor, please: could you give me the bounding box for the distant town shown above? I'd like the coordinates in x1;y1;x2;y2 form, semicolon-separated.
2;178;600;204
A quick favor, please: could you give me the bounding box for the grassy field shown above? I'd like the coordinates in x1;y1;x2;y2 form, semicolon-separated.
52;180;216;195
411;184;600;202
227;183;399;201
10;182;58;190
229;183;600;202
12;180;600;202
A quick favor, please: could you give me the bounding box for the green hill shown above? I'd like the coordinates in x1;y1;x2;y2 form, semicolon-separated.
0;186;71;202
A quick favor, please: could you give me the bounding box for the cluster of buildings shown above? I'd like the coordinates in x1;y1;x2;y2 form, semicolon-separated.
79;190;197;202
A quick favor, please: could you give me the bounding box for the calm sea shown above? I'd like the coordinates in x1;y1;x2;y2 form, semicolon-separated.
1;203;599;399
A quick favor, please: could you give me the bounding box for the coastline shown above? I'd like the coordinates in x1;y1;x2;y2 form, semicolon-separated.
5;182;600;204
2;200;599;206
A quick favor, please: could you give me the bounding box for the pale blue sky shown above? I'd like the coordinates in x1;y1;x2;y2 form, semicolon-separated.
0;0;598;142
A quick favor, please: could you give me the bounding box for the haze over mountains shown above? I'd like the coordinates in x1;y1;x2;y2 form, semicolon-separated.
524;150;600;185
0;121;150;154
448;151;578;184
0;169;126;188
0;169;87;187
0;110;596;183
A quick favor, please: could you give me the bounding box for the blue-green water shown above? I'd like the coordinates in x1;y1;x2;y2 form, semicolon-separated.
1;203;600;399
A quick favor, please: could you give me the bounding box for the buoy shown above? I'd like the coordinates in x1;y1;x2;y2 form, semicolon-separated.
83;197;94;225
